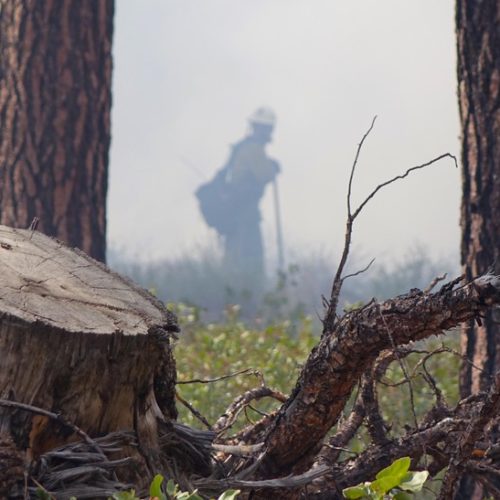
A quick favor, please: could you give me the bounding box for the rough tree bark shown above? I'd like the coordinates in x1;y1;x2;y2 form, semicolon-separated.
0;225;180;496
253;279;500;479
457;1;500;497
0;0;113;262
458;0;500;395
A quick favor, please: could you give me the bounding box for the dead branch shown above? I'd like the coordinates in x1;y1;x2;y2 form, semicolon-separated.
323;115;457;332
320;348;415;466
177;368;262;385
438;371;500;498
424;273;448;294
249;273;500;479
175;391;212;429
342;258;376;282
325;116;377;331
312;374;500;498
315;415;466;495
214;386;287;436
320;397;365;466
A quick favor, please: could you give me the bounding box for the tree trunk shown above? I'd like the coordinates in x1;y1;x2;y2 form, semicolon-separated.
0;225;180;496
0;0;113;262
457;0;500;497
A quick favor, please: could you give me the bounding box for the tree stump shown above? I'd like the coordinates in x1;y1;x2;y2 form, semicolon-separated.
0;225;179;477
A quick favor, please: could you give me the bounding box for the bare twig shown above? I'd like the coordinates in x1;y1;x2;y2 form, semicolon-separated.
243;406;256;426
175;391;212;430
0;399;107;460
352;153;458;220
378;345;488;390
320;397;365;465
214;386;287;435
376;307;426;465
212;442;264;457
424;273;448;294
323;115;458;332
177;368;262;385
347;116;378;218
324;117;377;332
342;258;376;281
322;444;358;456
248;404;269;418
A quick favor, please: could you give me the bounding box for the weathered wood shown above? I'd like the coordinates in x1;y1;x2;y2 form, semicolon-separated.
0;225;178;466
251;275;500;480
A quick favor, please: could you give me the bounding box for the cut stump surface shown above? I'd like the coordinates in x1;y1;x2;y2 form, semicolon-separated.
0;225;179;459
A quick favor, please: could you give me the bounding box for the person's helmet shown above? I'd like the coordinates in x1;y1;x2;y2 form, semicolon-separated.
248;107;276;126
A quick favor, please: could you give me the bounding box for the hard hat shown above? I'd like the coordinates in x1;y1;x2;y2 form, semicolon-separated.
248;107;276;126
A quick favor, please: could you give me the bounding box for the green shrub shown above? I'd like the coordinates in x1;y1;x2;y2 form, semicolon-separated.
174;307;317;430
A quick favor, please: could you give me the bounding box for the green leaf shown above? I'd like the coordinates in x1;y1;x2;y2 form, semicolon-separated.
375;457;411;481
342;484;371;499
217;490;241;500
35;489;52;500
371;475;402;496
398;470;429;492
166;479;177;496
393;492;412;500
150;474;164;499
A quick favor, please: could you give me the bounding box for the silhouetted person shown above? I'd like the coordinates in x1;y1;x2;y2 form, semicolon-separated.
196;107;281;283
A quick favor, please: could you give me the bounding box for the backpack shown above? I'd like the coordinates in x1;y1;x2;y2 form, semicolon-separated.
195;167;238;235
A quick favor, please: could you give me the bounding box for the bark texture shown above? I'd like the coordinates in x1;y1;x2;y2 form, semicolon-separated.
0;225;179;494
0;0;113;262
458;0;500;395
457;3;500;497
245;277;500;482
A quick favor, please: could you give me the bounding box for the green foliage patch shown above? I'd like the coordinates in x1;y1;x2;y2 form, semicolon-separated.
173;304;317;430
343;457;429;499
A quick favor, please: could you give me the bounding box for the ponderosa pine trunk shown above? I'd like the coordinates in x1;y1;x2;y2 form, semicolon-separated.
457;0;500;497
0;0;113;262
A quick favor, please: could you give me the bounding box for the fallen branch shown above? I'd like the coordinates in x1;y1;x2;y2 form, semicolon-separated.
253;273;500;478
